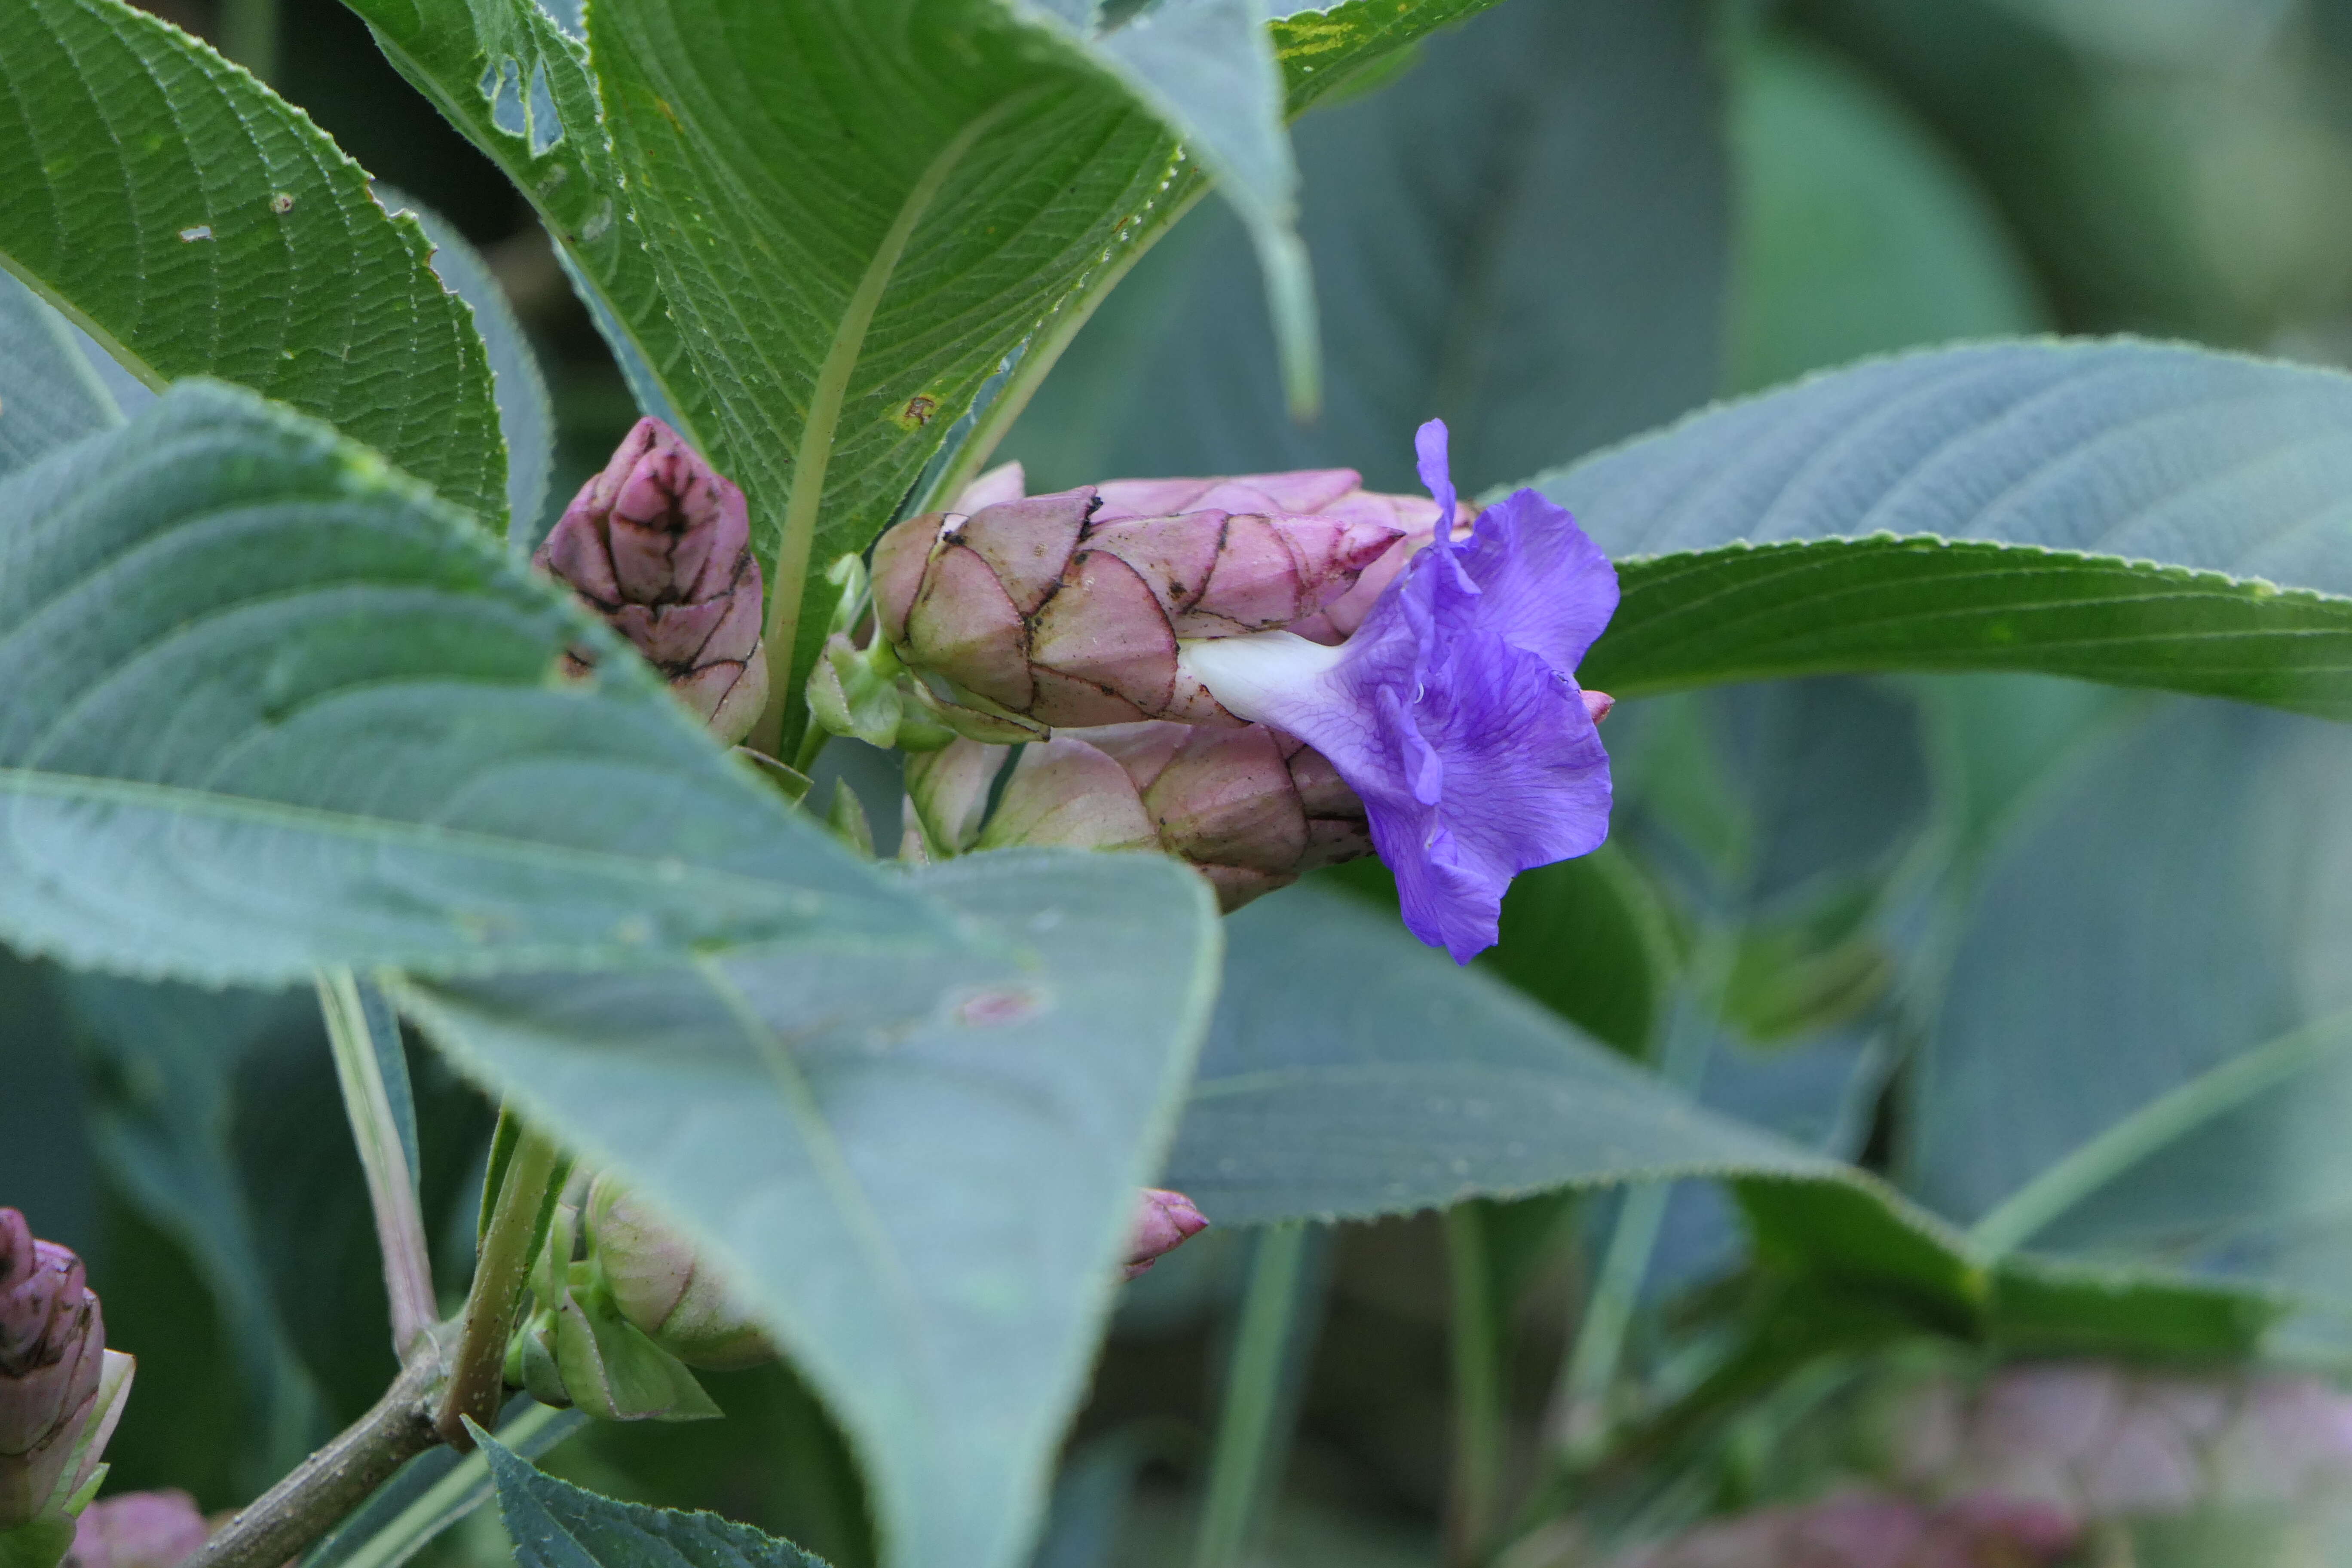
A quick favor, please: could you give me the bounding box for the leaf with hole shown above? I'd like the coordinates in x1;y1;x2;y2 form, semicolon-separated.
0;0;506;523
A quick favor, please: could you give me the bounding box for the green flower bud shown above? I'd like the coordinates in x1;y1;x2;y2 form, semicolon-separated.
583;1177;773;1373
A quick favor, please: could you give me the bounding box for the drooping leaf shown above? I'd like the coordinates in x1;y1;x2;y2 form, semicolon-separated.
1529;341;2352;716
0;381;939;986
0;0;506;522
395;849;1223;1568
0;274;120;478
1005;0;1728;495
486;1434;830;1568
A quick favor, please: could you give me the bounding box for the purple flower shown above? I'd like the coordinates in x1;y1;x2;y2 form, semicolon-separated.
1179;421;1617;962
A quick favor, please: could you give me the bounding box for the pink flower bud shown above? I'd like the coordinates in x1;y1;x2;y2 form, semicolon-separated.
533;418;769;743
64;1491;209;1568
973;738;1158;855
961;724;1374;910
1;1213;120;1532
871;468;1412;728
1123;1190;1207;1280
1607;1493;2076;1568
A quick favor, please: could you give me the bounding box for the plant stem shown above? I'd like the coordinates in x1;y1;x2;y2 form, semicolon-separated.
1445;1203;1505;1568
318;969;439;1359
334;1402;571;1568
1191;1223;1315;1568
184;1354;442;1568
436;1125;561;1448
748;102;1017;760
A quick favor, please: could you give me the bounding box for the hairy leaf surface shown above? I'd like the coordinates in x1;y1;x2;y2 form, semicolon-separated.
400;850;1222;1568
1531;342;2352;715
0;0;506;522
489;1437;828;1568
0;383;937;984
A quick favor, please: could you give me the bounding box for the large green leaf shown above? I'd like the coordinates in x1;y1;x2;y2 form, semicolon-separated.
1905;693;2352;1316
1005;0;1727;495
1529;341;2352;716
343;0;1497;744
1166;886;2278;1366
0;381;935;985
1163;886;1843;1224
395;849;1222;1568
0;0;506;523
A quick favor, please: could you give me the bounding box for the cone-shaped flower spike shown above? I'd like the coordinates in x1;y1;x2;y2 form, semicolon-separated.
1179;422;1617;963
1123;1190;1208;1281
930;723;1374;909
2;1213;131;1538
533;418;769;743
869;466;1418;728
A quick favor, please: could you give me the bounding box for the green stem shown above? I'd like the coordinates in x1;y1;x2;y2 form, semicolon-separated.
750;102;1019;759
1191;1224;1314;1568
1968;1008;2352;1258
1445;1204;1505;1568
436;1125;562;1448
183;1355;443;1568
318;968;438;1359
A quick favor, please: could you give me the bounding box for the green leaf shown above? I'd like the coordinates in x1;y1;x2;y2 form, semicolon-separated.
1907;694;2352;1313
0;273;121;478
1004;0;1727;495
485;1433;830;1568
1531;342;2352;717
1163;885;1842;1225
377;187;557;544
338;0;688;444
1169;885;2278;1366
0;381;937;986
1727;29;2046;393
0;0;506;523
394;849;1223;1568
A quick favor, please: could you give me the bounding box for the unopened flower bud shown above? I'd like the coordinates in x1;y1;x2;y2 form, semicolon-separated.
967;724;1372;910
1123;1190;1207;1281
533;418;769;743
64;1491;208;1568
1606;1493;2075;1568
2;1213;132;1539
584;1177;773;1372
870;468;1413;728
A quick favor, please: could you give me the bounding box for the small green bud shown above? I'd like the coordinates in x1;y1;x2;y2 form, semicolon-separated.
584;1178;774;1372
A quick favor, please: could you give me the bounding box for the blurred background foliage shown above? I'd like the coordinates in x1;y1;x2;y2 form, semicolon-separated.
10;0;2352;1563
